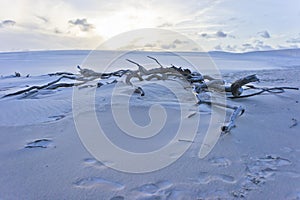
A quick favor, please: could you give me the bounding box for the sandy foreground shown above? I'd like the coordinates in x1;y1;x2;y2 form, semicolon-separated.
0;64;300;199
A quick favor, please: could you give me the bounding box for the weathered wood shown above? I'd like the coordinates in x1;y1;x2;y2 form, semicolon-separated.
46;83;75;90
203;75;216;81
125;59;187;85
145;74;164;81
290;118;298;128
196;95;245;133
101;69;129;78
48;72;75;76
126;59;151;75
3;56;298;136
229;85;299;98
194;80;226;93
147;56;164;68
3;75;76;97
230;74;259;97
221;106;245;133
77;66;102;77
134;86;145;96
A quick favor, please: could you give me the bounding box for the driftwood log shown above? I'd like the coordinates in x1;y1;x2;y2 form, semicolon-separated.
2;57;298;134
3;75;77;98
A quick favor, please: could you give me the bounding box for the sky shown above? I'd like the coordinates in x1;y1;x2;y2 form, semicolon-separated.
0;0;299;52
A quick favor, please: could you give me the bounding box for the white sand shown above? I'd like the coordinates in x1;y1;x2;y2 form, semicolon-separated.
0;50;300;199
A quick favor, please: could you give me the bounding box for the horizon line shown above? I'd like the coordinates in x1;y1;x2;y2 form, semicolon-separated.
0;47;299;55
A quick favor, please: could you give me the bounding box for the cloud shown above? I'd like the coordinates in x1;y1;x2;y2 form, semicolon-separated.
216;30;227;38
68;18;94;32
286;37;300;43
160;39;190;50
144;43;156;48
214;40;274;52
54;28;63;34
241;40;273;51
242;43;253;48
228;17;238;21
0;19;16;28
200;30;232;39
254;40;272;50
115;39;189;51
241;43;256;51
0;28;103;52
160;43;176;50
200;33;208;38
214;44;222;51
158;22;173;28
0;0;298;52
289;44;299;48
35;16;49;23
213;44;237;52
225;45;237;51
173;39;188;44
276;44;299;49
258;30;271;38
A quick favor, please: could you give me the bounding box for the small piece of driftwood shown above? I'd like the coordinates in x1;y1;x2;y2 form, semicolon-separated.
221;106;245;133
134;86;145;96
197;97;245;133
15;72;21;77
290;118;298;128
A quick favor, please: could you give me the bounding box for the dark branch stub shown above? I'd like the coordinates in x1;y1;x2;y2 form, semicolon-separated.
147;56;164;68
230;74;259;97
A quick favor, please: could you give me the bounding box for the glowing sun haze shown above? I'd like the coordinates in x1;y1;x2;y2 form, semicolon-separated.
0;0;299;52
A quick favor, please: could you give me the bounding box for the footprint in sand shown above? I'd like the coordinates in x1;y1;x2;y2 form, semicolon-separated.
286;191;300;200
132;180;173;199
195;172;236;184
258;154;292;167
134;183;159;194
136;195;162;200
83;158;114;170
110;196;125;200
25;139;54;148
232;154;294;198
74;177;124;190
155;180;173;190
198;189;232;200
164;189;195;200
208;157;232;167
245;155;292;185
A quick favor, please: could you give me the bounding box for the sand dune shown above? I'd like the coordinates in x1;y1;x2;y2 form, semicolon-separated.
0;50;299;199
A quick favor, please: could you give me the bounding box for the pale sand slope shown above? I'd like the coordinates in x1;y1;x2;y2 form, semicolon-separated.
0;68;299;200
